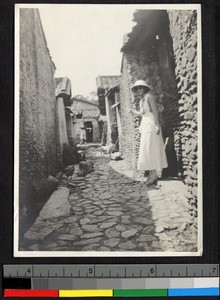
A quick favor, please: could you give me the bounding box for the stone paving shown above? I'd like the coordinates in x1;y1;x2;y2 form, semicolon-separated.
22;147;197;253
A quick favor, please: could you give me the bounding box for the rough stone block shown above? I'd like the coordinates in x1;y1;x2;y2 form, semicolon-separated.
186;47;196;62
38;187;70;220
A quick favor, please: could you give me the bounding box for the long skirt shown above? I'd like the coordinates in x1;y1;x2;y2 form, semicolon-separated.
138;113;168;176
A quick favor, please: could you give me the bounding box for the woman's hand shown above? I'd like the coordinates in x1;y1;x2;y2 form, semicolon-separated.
164;137;169;149
155;125;160;134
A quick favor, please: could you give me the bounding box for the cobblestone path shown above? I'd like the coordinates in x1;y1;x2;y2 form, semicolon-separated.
22;147;197;253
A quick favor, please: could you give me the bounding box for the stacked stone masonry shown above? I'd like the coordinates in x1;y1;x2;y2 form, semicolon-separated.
120;10;198;216
168;10;198;216
19;8;57;195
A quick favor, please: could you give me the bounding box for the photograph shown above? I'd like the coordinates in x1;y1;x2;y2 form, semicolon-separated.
14;3;202;257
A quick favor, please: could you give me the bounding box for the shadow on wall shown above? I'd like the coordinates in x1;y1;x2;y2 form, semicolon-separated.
19;182;54;247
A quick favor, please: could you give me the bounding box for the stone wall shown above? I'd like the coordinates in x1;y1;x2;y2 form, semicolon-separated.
106;94;118;145
105;96;112;145
19;9;57;195
56;97;69;167
119;55;135;167
168;10;198;216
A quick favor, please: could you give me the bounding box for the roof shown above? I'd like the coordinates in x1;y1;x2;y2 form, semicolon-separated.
96;76;121;91
72;97;99;107
55;77;72;98
82;109;100;119
121;10;169;52
65;107;79;115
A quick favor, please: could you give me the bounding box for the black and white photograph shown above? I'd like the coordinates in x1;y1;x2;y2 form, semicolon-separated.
14;4;202;257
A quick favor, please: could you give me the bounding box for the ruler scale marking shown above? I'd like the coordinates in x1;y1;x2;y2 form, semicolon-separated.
3;264;220;279
3;264;220;298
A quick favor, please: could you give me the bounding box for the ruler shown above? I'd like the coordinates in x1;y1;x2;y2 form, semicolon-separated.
3;264;219;278
3;264;220;298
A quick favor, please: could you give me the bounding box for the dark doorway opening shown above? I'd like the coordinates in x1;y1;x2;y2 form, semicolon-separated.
84;121;93;143
154;12;181;178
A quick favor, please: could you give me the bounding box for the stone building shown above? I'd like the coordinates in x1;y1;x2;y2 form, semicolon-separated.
120;10;198;215
96;76;121;145
19;8;57;205
71;96;100;143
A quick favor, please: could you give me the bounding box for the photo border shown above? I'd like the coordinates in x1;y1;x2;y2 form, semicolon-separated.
14;3;202;258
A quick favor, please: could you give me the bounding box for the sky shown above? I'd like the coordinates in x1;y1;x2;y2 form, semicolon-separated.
37;4;139;97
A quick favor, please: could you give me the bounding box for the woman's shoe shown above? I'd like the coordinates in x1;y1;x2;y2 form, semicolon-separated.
146;176;158;187
141;171;149;183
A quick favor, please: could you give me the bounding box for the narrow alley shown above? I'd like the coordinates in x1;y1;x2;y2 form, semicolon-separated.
22;145;197;253
17;7;200;256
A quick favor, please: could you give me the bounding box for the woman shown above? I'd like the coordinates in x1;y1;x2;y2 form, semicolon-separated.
79;126;86;145
129;80;168;186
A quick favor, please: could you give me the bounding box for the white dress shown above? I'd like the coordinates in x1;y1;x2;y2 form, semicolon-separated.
80;129;86;140
138;95;168;176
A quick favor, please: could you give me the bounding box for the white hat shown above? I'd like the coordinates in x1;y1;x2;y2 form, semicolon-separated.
131;80;150;92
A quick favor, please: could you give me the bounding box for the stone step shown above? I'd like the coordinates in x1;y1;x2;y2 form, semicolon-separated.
38;187;71;220
23;187;71;242
157;180;187;195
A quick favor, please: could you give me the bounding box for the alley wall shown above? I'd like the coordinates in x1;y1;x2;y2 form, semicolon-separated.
120;10;199;216
168;10;198;215
19;9;57;197
56;97;69;166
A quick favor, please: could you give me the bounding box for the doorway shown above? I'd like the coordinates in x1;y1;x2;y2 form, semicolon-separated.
84;121;93;143
155;12;181;177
